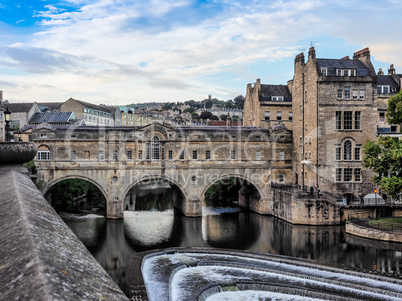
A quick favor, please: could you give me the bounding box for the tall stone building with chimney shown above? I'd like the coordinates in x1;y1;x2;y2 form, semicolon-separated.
244;47;401;202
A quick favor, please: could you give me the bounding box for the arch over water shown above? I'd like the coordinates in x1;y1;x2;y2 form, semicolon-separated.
121;175;187;213
202;175;262;210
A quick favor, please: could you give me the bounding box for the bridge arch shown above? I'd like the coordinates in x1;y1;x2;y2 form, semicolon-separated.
201;174;264;212
45;175;108;211
120;175;188;213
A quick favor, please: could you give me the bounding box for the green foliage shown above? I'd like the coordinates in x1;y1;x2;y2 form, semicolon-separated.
232;115;240;122
204;99;213;109
183;107;195;114
220;114;227;121
205;178;243;206
233;95;245;109
191;112;199;118
363;136;402;200
386;91;402;126
51;179;106;214
162;103;173;110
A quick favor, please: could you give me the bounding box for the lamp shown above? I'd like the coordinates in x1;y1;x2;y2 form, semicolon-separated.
4;106;11;142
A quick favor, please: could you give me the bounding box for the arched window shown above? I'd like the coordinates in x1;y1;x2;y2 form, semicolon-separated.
37;145;50;161
344;140;352;160
151;136;160;160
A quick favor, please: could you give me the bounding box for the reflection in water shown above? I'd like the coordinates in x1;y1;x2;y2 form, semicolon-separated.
62;186;402;296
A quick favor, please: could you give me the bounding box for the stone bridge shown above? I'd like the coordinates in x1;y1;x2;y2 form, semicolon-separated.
32;123;292;218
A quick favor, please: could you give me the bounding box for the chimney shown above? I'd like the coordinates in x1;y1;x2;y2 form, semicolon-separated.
295;52;305;65
0;91;3;106
353;47;375;76
377;68;384;76
308;47;316;60
341;56;350;60
388;64;396;75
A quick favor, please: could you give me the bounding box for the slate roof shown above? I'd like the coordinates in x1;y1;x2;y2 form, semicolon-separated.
377;75;398;86
316;59;370;76
5;103;35;113
260;84;292;101
73;98;114;113
29;112;75;124
38;102;62;111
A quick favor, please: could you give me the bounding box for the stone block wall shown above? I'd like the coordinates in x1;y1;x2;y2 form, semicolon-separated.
0;166;129;301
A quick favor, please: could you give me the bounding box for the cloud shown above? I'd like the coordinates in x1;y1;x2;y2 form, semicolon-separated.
1;0;402;104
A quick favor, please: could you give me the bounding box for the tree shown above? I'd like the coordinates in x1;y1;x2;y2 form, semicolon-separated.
363;136;402;201
162;103;173;111
205;99;213;109
386;91;402;126
183;107;195;114
191;112;199;118
199;111;213;120
234;95;245;109
220;114;227;121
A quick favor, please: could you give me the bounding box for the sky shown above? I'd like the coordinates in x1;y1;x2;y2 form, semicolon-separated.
0;0;401;105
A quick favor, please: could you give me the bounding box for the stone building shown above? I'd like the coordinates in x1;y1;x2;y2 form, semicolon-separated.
119;106;153;126
60;98;121;126
244;47;401;202
0;91;4;141
243;80;293;130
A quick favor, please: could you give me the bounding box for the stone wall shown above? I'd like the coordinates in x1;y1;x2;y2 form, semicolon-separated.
271;189;341;225
346;222;402;243
0;166;129;301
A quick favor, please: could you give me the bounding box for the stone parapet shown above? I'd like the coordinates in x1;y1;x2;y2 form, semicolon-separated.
346;222;402;243
0;167;129;301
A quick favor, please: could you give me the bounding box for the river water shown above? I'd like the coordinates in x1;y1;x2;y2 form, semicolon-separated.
61;186;402;295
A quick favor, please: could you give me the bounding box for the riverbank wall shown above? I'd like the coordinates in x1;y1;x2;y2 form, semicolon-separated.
345;222;402;243
0;166;129;301
270;189;341;225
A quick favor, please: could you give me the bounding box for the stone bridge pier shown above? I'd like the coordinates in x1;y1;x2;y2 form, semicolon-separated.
36;162;272;219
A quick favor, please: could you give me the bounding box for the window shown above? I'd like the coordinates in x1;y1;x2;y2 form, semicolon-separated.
264;111;270;121
193;150;198;160
354;112;361;130
299;105;302;120
305;91;308;103
40;134;47;138
352;89;358;99
344;140;352;160
337;69;342;76
337;89;343;98
85;151;90;159
354;147;360;161
272;96;284;101
299;137;302;146
180;151;184;160
335;147;341;161
320;68;327;76
378;85;390;94
309;137;312;144
113;150;118;161
344;111;352;130
231;150;236;160
391;125;398;133
151;136;160;160
168;150;173;160
279;173;284;182
354;169;361;182
71;151;77;161
127;150;132;160
359;90;365;99
309;152;312;160
138;150;143;160
277;111;282;121
344;87;351;99
99;151;104;161
206;150;211;160
344;168;353;181
336;111;342;130
289;112;293;121
379;111;385;123
279;152;284;161
336;168;342;182
37;151;50;161
256;150;261;160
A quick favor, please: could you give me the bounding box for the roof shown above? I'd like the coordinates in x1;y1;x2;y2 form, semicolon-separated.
316;59;370;76
5;103;35;113
316;58;368;69
29;112;75;124
38;102;62;111
69;98;114;113
260;84;292;101
377;75;398;86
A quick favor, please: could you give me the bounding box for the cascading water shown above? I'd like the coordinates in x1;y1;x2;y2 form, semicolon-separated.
139;249;402;301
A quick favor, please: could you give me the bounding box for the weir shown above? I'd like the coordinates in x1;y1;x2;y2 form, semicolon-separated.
127;248;402;301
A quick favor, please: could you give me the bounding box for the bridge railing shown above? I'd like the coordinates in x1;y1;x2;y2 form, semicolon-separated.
349;213;402;233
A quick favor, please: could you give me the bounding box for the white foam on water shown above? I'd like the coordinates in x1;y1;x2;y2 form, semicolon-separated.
124;211;174;246
59;212;104;219
205;290;327;301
